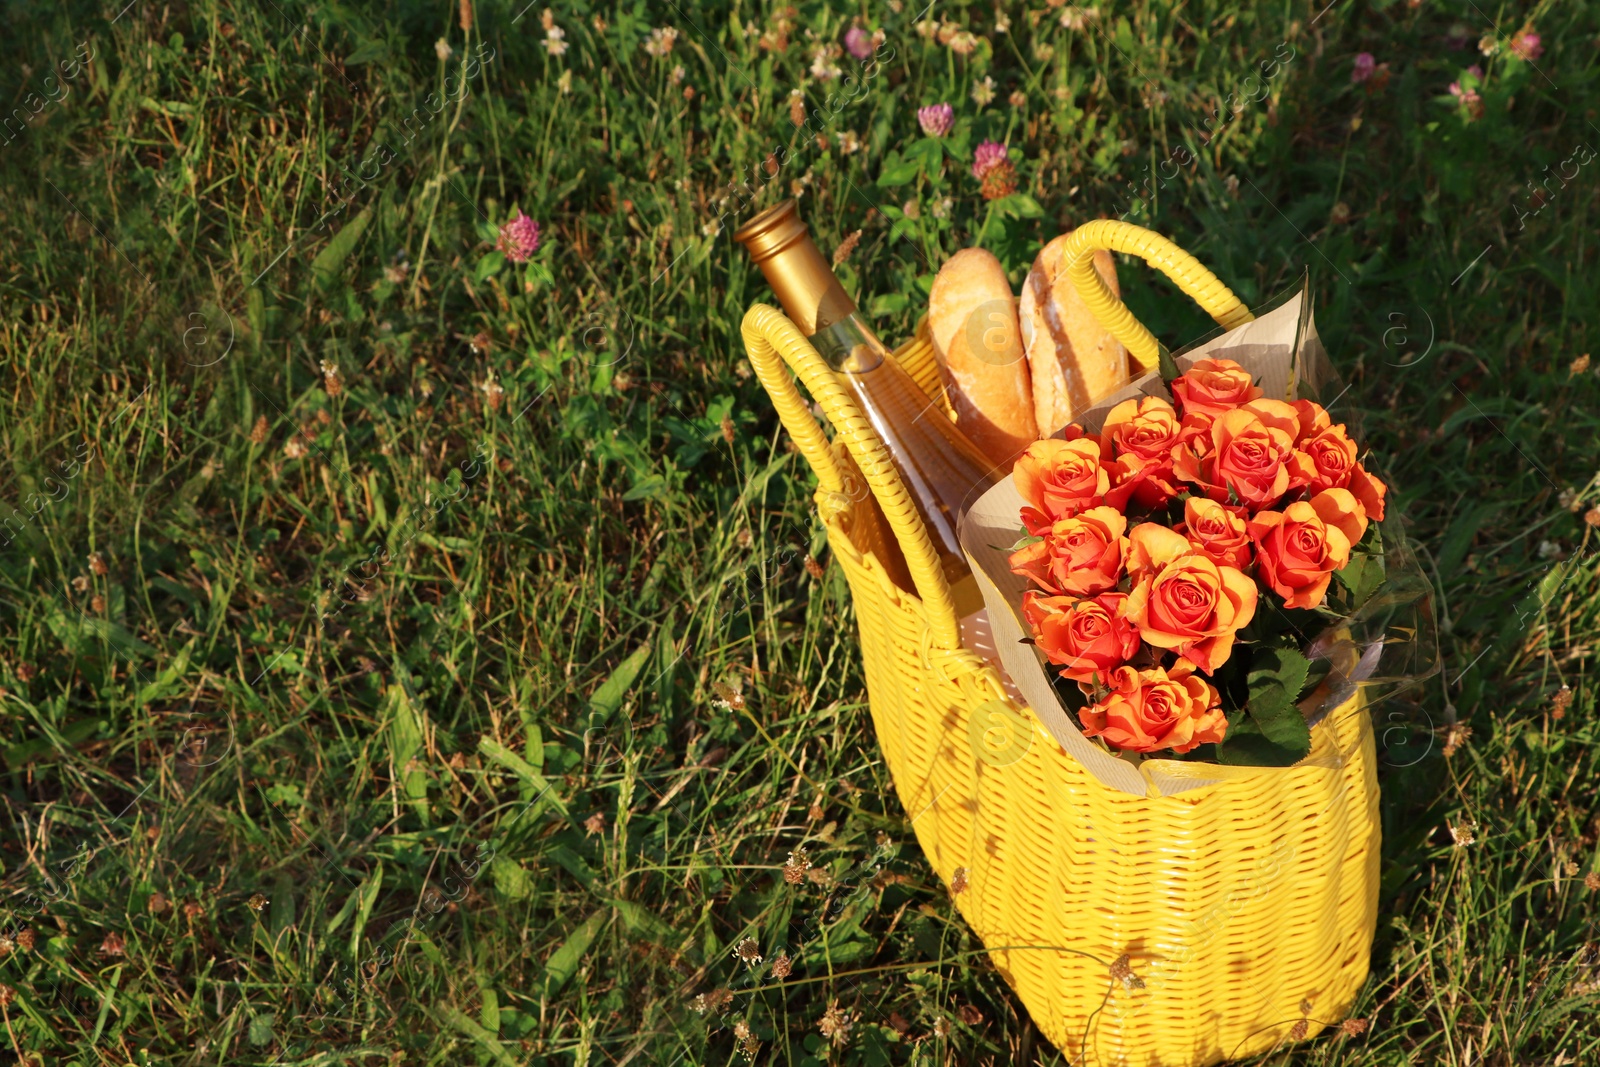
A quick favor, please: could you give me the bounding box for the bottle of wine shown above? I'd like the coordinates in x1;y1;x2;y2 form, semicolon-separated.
734;199;1006;619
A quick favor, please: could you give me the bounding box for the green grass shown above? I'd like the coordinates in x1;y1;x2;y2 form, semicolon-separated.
0;0;1598;1064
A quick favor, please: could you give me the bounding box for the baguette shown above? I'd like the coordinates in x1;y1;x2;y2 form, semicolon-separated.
1019;235;1128;436
926;248;1037;465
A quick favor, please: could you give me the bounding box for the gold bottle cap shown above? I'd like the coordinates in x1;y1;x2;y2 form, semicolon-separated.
733;199;856;336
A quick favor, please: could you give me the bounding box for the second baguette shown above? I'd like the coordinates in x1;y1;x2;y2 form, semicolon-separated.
1019;235;1128;436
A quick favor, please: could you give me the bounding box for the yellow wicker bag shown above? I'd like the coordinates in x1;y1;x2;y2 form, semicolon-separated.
739;221;1379;1067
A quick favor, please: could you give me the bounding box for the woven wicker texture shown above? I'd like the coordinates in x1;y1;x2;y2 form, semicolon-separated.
739;224;1380;1067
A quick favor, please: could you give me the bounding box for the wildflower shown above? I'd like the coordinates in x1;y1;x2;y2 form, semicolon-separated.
701;218;721;238
950;866;969;894
1008;89;1027;108
733;937;763;967
320;359;341;397
1448;66;1483;118
971;75;996;106
788;88;806;126
1351;52;1375;83
1511;32;1543;61
89;552;108;575
1571;354;1591;376
497;210;541;263
248;893;268;913
1109;953;1145;990
981;161;1018;199
818;1002;852;1047
915;19;938;39
933;1016;952;1037
902;198;921;219
844;26;872;60
1447;816;1477;847
809;47;842;80
13;930;33;952
971;140;1009;179
669;64;685;85
1442;723;1472;757
644;26;678;57
73;574;90;591
931;196;953;218
591;14;607;33
832;229;862;267
918;102;954;137
770;953;793;978
1342;1017;1370;1037
950;30;980;56
957;1004;984;1025
100;931;126;956
759;24;790;52
540;9;555;31
1060;6;1098;31
1588;872;1600;891
1289;1018;1310;1041
545;26;567;57
557;69;573;94
1478;34;1499;58
1587;507;1600;528
1033;40;1056;62
782;847;812;884
937;22;959;46
839;130;859;154
435;38;453;61
1552;685;1574;719
995;11;1011;34
583;811;607;835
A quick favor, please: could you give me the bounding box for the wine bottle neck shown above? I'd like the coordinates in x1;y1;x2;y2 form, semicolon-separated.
734;199;858;336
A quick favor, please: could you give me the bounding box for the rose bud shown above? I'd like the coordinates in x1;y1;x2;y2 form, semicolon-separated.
1008;506;1128;597
1078;661;1227;754
1178;497;1252;570
1023;590;1140;682
1013;438;1110;535
1170;358;1263;417
1248;498;1355;609
1123;523;1257;673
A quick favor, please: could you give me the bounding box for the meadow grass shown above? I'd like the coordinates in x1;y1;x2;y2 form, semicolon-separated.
0;0;1597;1064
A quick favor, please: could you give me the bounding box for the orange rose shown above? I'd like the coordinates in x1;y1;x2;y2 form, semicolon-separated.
1348;462;1387;522
1009;507;1128;597
1179;497;1252;570
1078;661;1227;754
1247;495;1355;609
1103;396;1183;509
1170;358;1263;417
1023;591;1141;682
1292;399;1331;442
1173;401;1308;510
1123;523;1258;673
1296;422;1360;496
1013;438;1110;535
1311;487;1368;545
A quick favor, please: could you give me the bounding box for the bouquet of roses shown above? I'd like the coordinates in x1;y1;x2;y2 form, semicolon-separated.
1006;358;1394;766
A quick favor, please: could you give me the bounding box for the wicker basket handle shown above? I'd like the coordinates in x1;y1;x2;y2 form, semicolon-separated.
1058;219;1255;373
741;304;962;649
